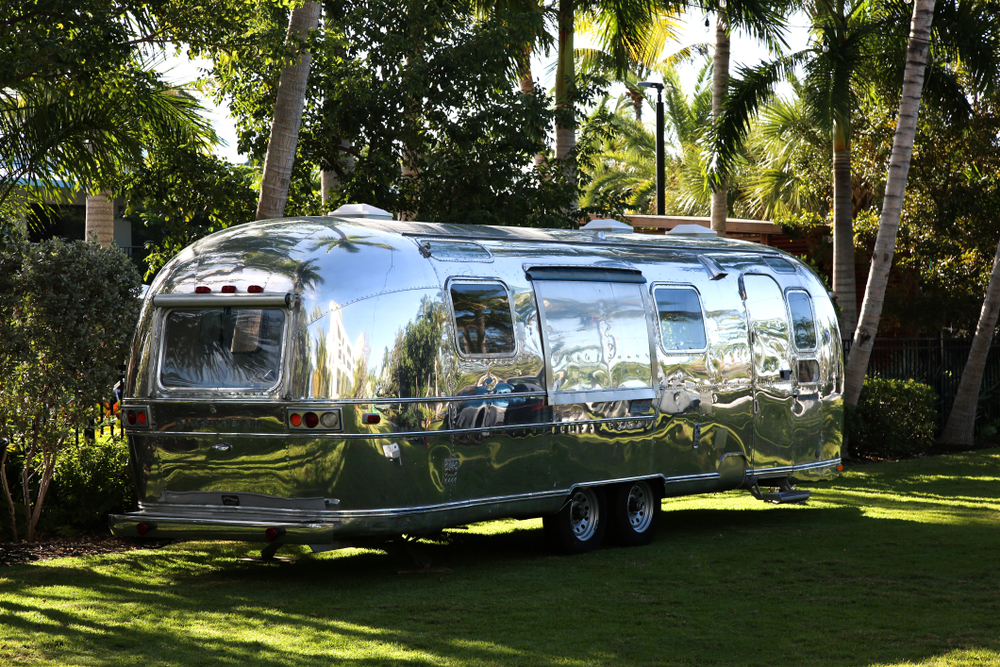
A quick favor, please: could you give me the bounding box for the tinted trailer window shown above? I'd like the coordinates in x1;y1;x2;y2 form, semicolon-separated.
159;308;285;390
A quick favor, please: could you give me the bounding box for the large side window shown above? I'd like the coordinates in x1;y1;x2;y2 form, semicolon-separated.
654;286;707;351
787;290;817;351
449;282;516;356
532;275;654;405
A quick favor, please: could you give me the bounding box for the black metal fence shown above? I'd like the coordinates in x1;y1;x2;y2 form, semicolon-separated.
844;337;1000;431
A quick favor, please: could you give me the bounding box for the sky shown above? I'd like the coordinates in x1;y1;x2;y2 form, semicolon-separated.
159;12;813;165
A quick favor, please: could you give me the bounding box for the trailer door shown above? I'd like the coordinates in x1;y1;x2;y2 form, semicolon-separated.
742;274;795;471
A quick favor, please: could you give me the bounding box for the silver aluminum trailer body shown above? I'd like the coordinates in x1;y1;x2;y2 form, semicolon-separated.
110;214;843;553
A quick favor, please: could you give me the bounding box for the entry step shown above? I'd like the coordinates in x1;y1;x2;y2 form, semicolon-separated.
747;480;810;504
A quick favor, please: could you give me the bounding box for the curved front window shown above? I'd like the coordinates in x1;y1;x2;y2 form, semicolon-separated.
159;308;285;391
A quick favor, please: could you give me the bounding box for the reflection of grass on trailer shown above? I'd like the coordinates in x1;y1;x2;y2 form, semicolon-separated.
111;207;843;560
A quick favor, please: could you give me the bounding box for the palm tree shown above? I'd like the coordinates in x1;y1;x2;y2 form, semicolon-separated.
553;0;686;172
939;237;1000;446
1;68;213;242
256;1;321;221
581;60;761;217
842;0;934;406
711;0;1000;337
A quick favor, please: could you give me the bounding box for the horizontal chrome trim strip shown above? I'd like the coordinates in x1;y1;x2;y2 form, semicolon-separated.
747;458;841;478
125;415;656;439
664;472;720;484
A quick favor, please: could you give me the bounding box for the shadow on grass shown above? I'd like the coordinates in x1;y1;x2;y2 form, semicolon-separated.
2;451;1000;666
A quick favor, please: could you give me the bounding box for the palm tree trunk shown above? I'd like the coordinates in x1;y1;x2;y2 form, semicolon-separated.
710;9;729;237
832;123;857;337
843;0;935;407
518;47;546;169
256;1;320;221
939;237;1000;446
555;0;575;172
85;190;114;246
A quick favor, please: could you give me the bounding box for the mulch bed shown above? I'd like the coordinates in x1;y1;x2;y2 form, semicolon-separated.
0;536;151;567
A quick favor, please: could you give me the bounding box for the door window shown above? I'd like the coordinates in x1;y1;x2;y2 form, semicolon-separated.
787;290;818;351
653;286;707;351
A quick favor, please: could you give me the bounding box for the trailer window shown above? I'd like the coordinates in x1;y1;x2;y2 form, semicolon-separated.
160;308;285;390
533;279;654;404
450;282;516;356
787;291;817;351
654;287;706;351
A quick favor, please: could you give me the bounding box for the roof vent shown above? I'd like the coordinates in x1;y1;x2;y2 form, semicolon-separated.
580;218;633;235
667;223;717;237
328;203;393;220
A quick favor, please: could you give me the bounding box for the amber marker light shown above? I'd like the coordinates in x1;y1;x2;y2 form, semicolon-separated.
837;464;844;472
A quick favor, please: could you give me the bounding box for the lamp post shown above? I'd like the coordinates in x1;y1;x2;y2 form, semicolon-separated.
638;81;664;216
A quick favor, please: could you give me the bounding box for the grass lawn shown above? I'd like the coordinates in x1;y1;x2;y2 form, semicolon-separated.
1;448;999;667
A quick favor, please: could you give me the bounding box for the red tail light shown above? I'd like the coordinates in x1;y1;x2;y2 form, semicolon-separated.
362;413;381;425
127;410;137;425
221;285;237;293
136;521;156;536
247;285;264;293
304;412;319;428
195;286;211;293
265;527;286;542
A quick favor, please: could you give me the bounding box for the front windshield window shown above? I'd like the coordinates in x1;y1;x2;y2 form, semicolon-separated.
160;308;285;390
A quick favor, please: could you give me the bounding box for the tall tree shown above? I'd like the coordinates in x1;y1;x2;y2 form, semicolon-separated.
256;1;321;220
710;7;731;236
939;237;1000;446
842;0;935;406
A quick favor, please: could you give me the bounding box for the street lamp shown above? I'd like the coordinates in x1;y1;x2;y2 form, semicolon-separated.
638;81;665;216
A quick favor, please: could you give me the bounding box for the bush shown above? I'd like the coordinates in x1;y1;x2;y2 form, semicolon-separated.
846;377;938;459
38;432;135;536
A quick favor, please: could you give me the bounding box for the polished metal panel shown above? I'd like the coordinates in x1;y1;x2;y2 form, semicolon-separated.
114;215;843;546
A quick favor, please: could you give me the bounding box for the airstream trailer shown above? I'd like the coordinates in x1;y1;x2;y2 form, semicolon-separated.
110;206;843;557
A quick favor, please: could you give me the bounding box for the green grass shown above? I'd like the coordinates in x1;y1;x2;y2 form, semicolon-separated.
2;449;1000;666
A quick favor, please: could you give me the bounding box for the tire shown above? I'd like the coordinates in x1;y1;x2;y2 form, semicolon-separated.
607;479;660;547
543;486;607;555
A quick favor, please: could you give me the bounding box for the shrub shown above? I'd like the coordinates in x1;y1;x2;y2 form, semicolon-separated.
39;432;135;536
0;233;141;541
846;377;938;459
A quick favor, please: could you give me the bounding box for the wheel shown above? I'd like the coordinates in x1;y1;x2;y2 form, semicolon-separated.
543;486;607;554
607;479;660;547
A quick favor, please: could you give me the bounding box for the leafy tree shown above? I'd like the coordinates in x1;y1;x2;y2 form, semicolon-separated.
117;146;259;279
0;231;141;541
211;0;589;226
